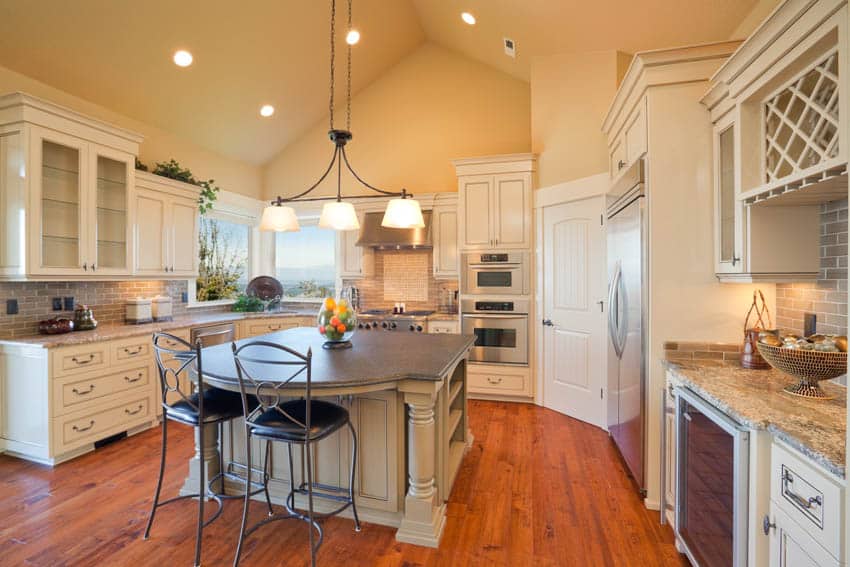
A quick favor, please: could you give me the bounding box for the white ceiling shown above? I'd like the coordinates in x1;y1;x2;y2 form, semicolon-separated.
0;0;759;165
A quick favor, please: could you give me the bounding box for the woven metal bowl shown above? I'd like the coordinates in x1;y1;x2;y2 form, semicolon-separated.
756;342;846;400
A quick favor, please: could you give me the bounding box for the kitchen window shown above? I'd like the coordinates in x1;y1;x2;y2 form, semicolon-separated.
192;215;251;304
275;222;336;301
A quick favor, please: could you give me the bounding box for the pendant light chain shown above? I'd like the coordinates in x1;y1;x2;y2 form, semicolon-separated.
346;0;352;131
329;0;336;130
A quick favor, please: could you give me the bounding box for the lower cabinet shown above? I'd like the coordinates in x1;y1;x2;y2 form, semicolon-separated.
663;391;676;526
0;339;158;465
769;505;840;567
427;319;459;334
224;389;402;516
467;362;531;399
238;316;313;339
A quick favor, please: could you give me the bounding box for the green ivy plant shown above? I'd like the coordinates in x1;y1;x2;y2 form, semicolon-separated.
150;159;220;215
134;157;148;172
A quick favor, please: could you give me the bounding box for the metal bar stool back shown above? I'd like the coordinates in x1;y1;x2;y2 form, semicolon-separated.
231;340;361;567
143;332;270;567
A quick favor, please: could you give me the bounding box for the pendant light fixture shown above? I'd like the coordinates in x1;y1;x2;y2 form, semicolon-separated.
260;0;424;232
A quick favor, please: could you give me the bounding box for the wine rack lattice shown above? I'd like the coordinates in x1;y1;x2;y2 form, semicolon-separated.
764;50;839;182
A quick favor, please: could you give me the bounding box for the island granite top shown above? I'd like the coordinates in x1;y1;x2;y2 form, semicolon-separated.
201;327;476;390
664;358;846;479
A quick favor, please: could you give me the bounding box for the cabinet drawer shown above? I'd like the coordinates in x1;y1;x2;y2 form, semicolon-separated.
56;394;152;452
771;441;844;560
242;319;299;337
52;344;109;378
55;365;151;414
468;370;526;394
111;337;151;364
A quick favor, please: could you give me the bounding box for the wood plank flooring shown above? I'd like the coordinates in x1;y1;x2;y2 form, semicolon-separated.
0;401;688;566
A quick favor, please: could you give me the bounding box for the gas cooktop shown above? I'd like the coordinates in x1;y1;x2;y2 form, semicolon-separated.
356;309;434;332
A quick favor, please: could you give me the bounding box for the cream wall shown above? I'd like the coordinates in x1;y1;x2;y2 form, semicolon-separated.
729;0;783;39
530;51;629;189
263;43;531;200
0;64;263;199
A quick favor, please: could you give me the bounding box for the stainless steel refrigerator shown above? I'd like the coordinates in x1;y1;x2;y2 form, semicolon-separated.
606;159;647;495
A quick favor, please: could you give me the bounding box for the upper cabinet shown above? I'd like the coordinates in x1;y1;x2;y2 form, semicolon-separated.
134;172;200;277
453;154;536;250
432;193;459;279
0;93;141;279
609;98;648;183
702;0;848;282
337;209;374;279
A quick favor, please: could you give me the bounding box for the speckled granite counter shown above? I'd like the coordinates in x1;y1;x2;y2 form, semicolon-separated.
664;359;846;479
0;311;315;348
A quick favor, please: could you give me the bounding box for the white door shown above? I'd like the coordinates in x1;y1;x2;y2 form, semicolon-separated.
542;196;606;428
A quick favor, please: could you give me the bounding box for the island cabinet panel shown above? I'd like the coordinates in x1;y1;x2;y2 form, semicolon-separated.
238;317;304;339
769;504;839;567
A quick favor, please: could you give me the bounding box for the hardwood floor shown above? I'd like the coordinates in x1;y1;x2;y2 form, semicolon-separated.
0;401;688;566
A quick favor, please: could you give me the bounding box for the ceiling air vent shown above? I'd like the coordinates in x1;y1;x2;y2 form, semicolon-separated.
503;38;516;58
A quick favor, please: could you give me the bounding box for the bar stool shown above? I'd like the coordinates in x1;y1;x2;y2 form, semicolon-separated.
231;340;361;567
143;332;272;567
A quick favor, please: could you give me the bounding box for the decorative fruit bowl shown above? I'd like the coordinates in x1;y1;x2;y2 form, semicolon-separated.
317;297;357;349
756;342;846;400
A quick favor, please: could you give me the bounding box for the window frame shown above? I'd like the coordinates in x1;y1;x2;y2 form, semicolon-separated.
188;203;259;309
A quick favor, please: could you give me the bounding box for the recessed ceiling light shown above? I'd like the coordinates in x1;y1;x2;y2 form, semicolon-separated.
260;104;275;117
346;29;361;45
173;50;193;67
461;12;476;25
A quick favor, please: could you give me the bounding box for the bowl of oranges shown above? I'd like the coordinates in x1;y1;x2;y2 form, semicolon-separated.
317;297;357;349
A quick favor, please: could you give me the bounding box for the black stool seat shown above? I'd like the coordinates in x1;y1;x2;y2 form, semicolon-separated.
166;388;246;426
250;400;349;442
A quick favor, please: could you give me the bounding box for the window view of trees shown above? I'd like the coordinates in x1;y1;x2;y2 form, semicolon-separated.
196;217;249;301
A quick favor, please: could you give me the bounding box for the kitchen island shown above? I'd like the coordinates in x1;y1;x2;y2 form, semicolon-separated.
192;327;475;547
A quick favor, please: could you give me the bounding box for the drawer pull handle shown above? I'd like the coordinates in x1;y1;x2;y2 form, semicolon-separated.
124;346;144;356
125;404;144;416
72;420;95;432
124;372;144;384
71;354;96;365
783;471;822;510
487;377;502;385
72;385;95;396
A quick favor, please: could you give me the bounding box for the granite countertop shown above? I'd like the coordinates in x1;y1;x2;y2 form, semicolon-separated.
202;327;476;390
0;311;315;348
664;359;847;479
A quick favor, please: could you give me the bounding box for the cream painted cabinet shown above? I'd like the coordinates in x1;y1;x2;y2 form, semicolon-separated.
134;172;199;277
769;505;839;567
702;0;847;282
453;155;536;251
432;194;458;278
609;99;647;181
337;210;373;279
0;93;142;280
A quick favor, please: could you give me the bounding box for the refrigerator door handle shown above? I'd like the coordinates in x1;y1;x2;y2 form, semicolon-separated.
617;265;629;355
608;264;623;358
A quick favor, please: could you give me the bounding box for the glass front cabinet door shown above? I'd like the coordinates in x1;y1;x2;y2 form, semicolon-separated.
713;114;743;275
28;127;134;276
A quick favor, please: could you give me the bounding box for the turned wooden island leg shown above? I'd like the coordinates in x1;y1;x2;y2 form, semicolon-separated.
180;422;222;497
396;390;446;547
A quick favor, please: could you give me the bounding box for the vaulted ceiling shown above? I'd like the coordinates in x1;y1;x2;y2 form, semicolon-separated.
0;0;759;165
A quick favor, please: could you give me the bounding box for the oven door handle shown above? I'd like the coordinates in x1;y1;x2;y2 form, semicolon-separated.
467;264;521;270
462;314;528;319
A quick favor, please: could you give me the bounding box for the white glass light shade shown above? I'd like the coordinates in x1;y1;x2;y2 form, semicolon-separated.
319;201;360;231
381;198;425;228
259;205;300;232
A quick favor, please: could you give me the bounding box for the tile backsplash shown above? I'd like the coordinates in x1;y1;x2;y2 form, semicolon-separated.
343;249;457;312
0;280;229;338
775;199;848;336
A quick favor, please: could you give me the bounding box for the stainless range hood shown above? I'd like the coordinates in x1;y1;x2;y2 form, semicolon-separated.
355;210;432;249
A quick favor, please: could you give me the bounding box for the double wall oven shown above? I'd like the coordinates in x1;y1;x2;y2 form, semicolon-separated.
461;298;529;365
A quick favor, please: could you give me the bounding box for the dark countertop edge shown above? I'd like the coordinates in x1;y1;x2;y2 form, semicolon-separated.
663;359;846;479
202;335;477;389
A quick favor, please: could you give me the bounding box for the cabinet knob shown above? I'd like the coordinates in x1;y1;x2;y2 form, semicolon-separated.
618;160;626;170
762;515;775;535
731;255;740;266
82;262;88;271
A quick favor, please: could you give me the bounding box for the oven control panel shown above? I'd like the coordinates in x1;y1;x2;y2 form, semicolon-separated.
478;253;510;263
474;301;515;312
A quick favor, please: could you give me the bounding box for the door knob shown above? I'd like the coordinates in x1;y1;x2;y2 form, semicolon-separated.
762;515;775;535
542;319;554;327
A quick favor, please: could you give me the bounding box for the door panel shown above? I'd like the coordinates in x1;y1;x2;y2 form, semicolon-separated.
493;174;529;248
542;197;605;428
134;190;167;274
91;145;133;274
461;176;492;248
170;197;198;274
